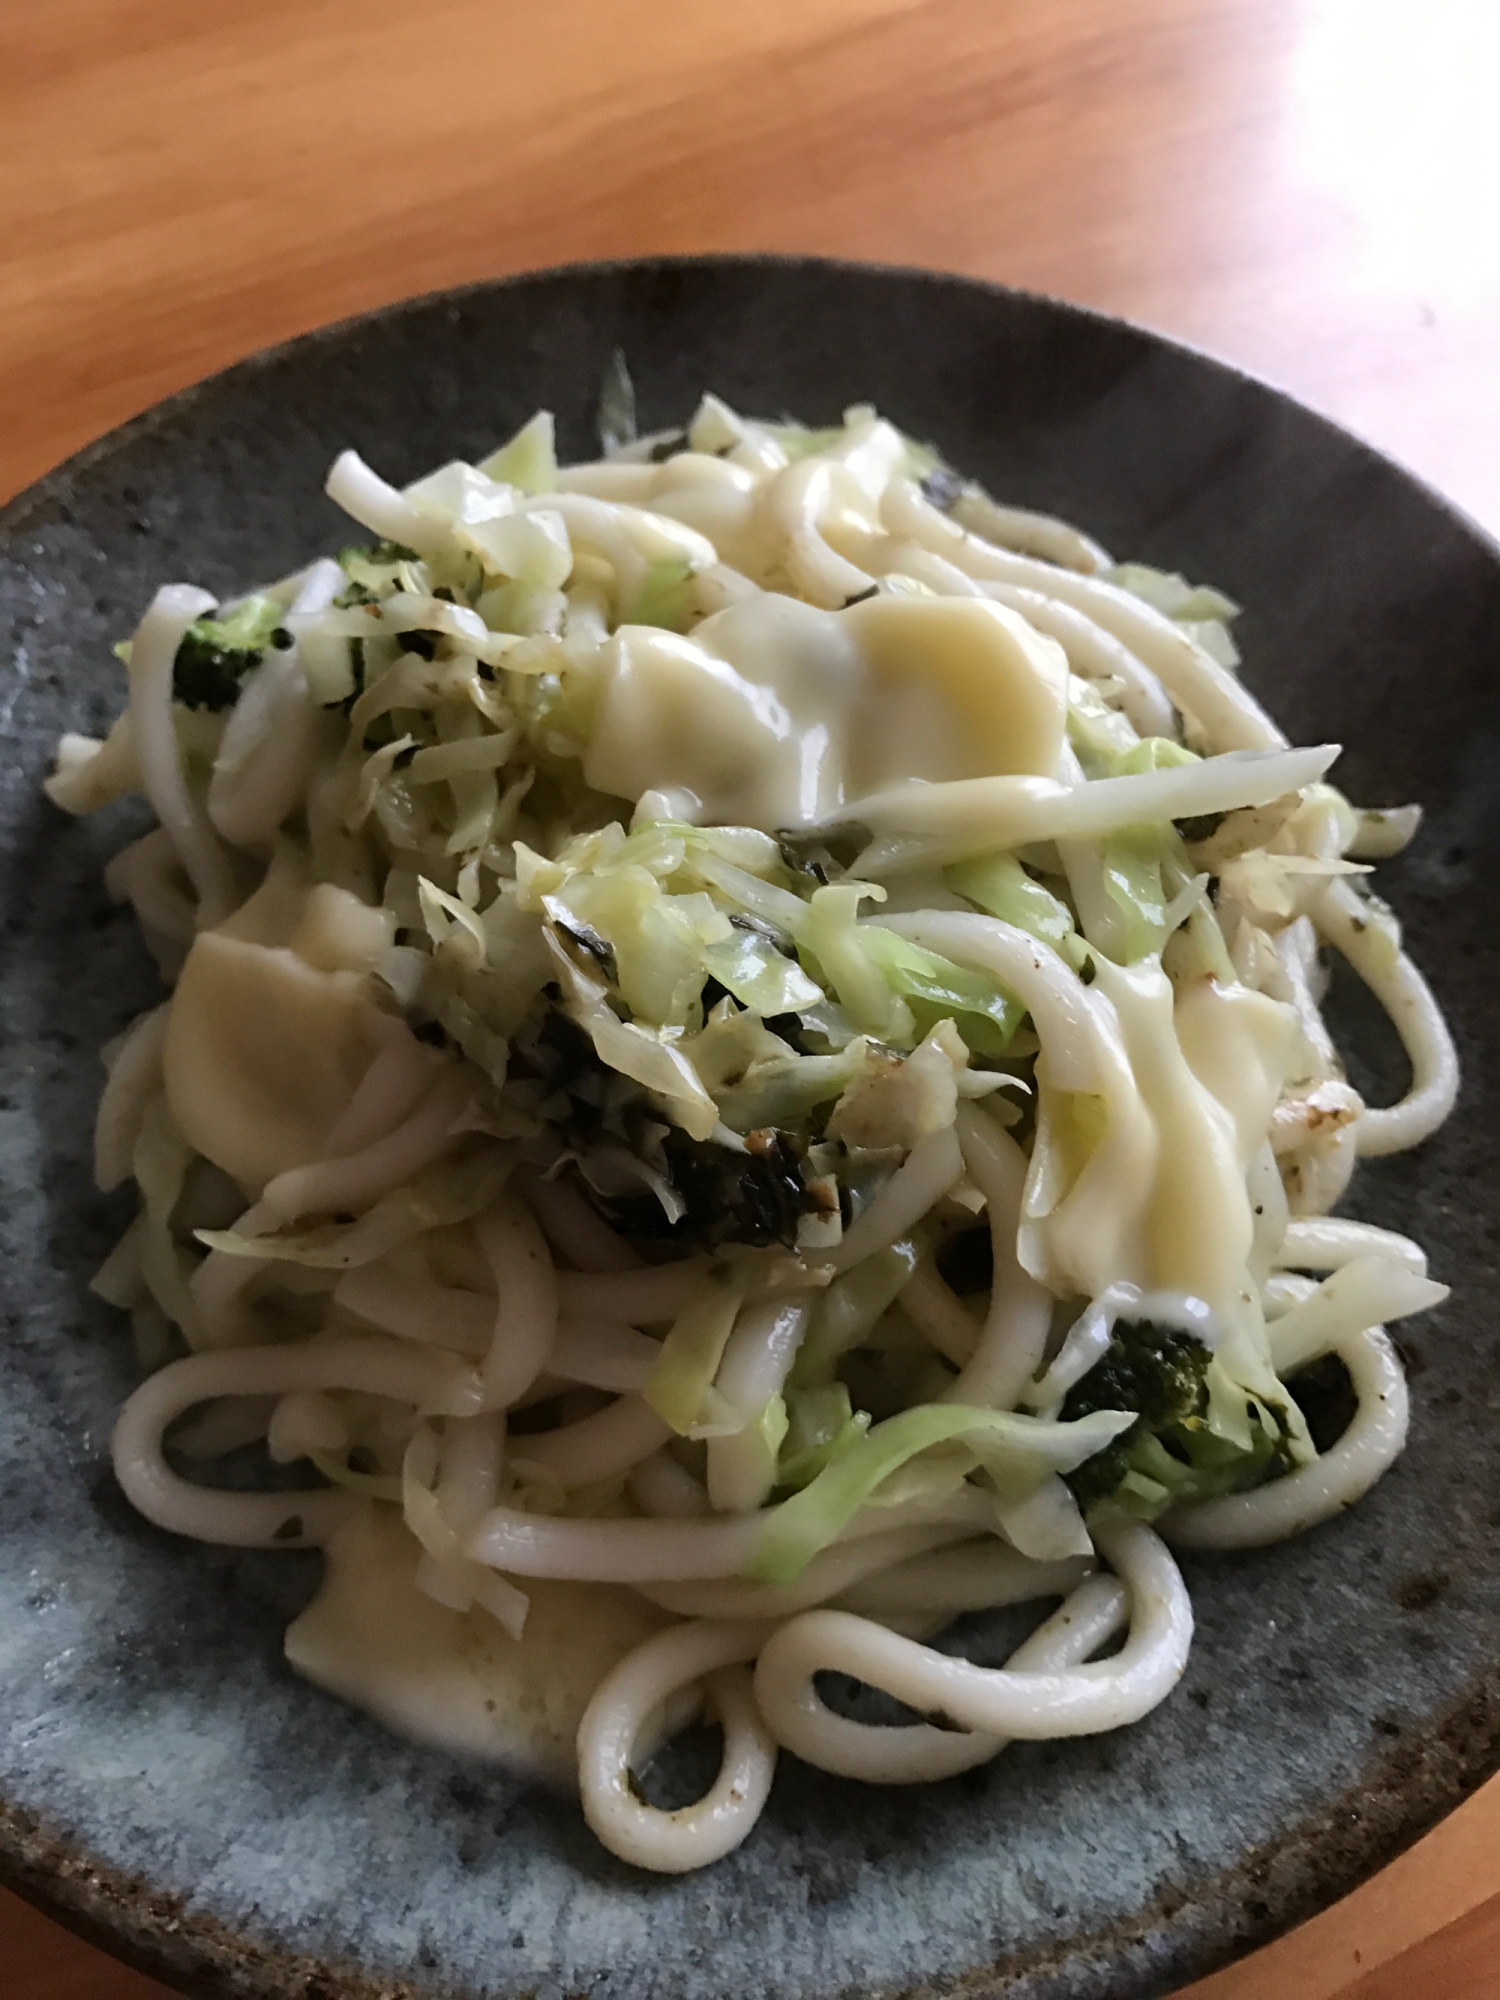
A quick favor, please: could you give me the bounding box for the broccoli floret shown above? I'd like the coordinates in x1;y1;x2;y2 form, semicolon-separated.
1062;1319;1291;1516
1068;1321;1209;1434
171;594;285;710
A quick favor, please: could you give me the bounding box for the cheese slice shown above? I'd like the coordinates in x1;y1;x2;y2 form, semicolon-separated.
584;591;1068;829
163;845;401;1192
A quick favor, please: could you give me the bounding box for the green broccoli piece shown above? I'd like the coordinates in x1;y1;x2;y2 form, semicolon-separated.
171;594;286;710
1062;1319;1290;1517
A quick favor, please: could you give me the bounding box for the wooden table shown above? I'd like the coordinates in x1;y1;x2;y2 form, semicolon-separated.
2;1;1496;1994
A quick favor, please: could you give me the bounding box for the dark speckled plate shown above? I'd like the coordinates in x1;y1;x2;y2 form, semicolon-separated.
2;257;1498;2000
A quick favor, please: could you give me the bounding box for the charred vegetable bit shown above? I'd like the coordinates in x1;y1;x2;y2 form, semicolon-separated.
729;912;783;944
669;1127;815;1248
171;594;284;710
1062;1319;1292;1516
1173;810;1228;845
549;912;619;985
775;823;869;884
521;1005;603;1102
512;1005;820;1251
604;1128;818;1251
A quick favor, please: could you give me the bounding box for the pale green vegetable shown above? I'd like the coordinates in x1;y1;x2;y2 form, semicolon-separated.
547;936;720;1139
196;594;284;651
687;392;756;456
1113;737;1200;777
944;852;1089;970
710;1038;871;1135
523;818;824;1039
747;1402;1135;1582
799;884;913;1043
765;423;845;461
681;845;812;936
195;1150;515;1269
1098;827;1174;963
478;576;566;636
644;1276;745;1434
464;509;572;590
1066;740;1201;964
478;410;558;493
716;1394;792;1508
311;1450;404;1503
1109;562;1239;625
796;882;1024;1055
699;927;824;1016
792;1239;924;1386
628;557;697;632
855;924;1024;1054
777;1382;870;1489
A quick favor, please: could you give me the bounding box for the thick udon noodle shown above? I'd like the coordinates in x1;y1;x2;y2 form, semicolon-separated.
49;393;1456;1874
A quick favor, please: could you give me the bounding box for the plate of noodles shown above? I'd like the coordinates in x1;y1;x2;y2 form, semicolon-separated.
1;256;1497;2000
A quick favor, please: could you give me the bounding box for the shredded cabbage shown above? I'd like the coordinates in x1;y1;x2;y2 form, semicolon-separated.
778;1382;871;1489
196;1149;515;1269
644;1274;745;1434
944;852;1087;968
748;1402;1135;1583
479;411;558;494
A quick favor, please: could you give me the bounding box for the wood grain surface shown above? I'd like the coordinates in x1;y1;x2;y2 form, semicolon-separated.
1;0;1496;1995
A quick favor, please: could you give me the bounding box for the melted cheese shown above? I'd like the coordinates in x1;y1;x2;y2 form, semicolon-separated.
1020;998;1157;1305
1100;959;1261;1322
163;848;401;1192
1022;961;1297;1330
583;592;1068;829
1173;975;1298;1167
284;1507;672;1785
